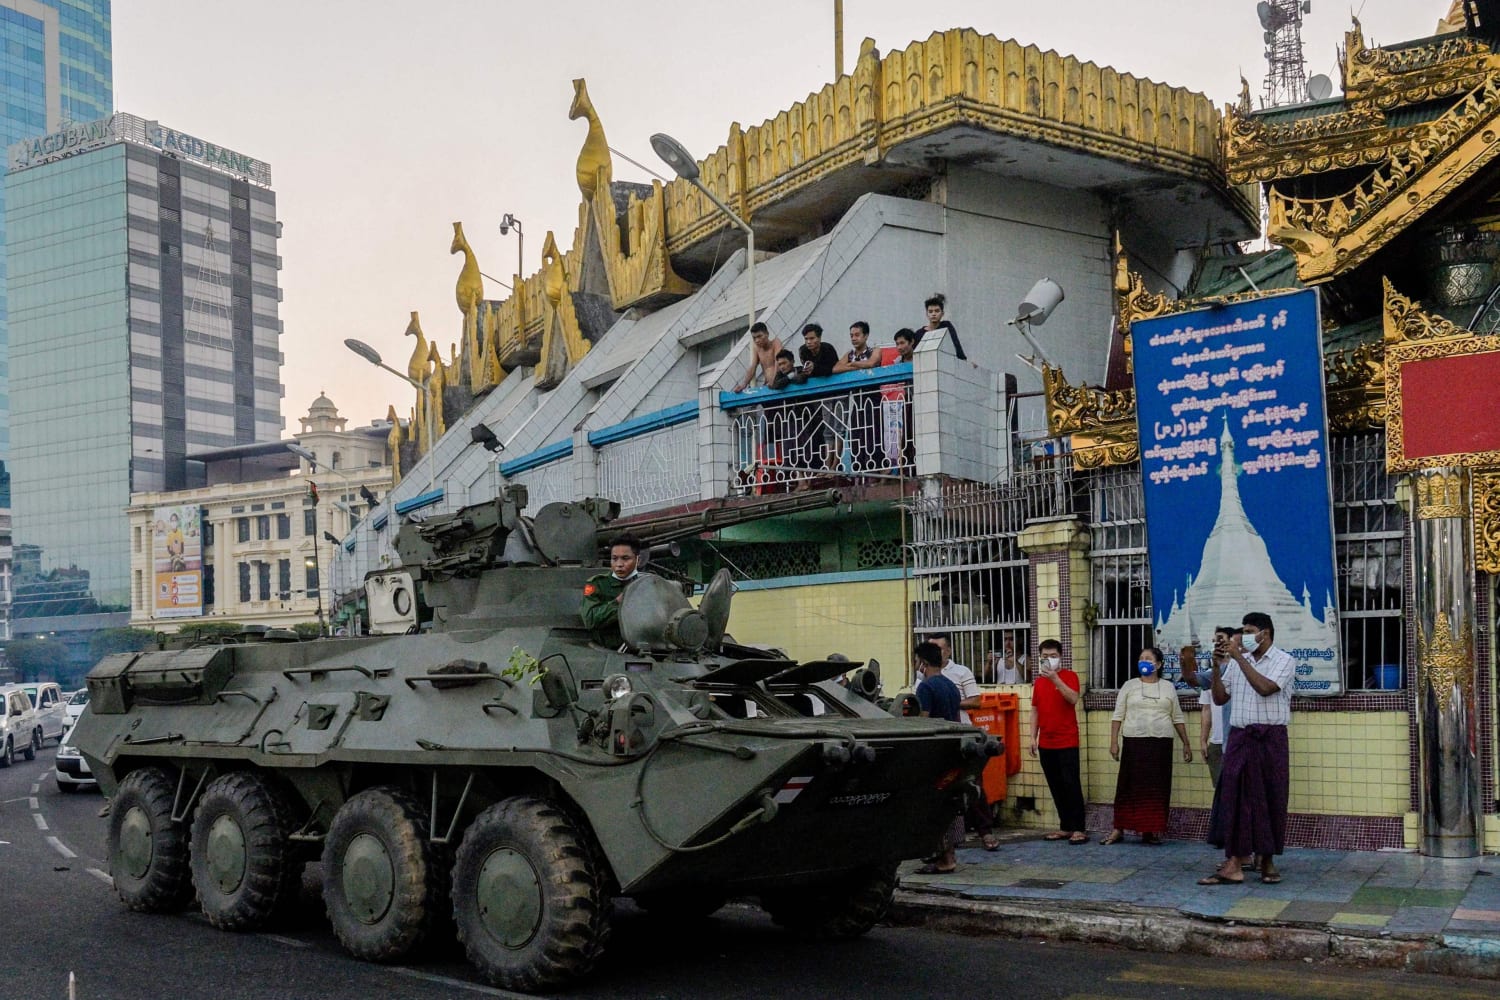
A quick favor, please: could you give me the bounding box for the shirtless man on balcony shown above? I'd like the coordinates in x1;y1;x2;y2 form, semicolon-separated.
732;322;782;393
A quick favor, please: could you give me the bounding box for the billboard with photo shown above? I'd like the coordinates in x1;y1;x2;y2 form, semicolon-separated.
1132;288;1341;694
152;504;203;619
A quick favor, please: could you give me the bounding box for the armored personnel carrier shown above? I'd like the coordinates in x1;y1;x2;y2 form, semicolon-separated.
72;487;995;992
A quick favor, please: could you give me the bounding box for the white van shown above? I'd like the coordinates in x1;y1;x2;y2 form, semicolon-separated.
22;682;67;747
0;686;38;766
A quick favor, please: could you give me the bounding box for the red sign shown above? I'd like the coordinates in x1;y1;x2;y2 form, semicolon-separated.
1387;340;1500;472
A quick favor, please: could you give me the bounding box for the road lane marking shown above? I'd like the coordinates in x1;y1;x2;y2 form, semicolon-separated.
33;813;48;831
2;796;28;804
388;967;532;997
86;868;112;885
30;782;38;793
28;797;38;809
259;933;310;948
46;836;76;859
1116;962;1498;1000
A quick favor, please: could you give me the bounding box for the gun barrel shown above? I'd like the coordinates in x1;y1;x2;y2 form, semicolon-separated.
609;489;842;548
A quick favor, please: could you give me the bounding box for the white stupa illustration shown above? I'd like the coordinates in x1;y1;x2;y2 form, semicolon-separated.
1155;419;1337;687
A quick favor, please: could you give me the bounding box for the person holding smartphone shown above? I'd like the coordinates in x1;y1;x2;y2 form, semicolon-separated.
1030;638;1087;844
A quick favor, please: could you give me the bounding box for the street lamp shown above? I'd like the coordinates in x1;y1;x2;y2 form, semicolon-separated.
650;132;755;343
499;213;524;279
344;338;436;493
303;553;323;636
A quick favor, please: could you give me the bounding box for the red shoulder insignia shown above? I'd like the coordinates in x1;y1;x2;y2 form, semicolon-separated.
583;583;597;596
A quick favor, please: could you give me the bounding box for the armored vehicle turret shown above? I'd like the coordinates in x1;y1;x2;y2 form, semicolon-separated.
73;487;996;992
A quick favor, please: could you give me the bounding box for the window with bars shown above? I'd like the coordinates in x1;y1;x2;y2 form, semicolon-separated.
1086;464;1154;690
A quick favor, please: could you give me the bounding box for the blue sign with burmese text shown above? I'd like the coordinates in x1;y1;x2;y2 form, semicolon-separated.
1131;288;1341;695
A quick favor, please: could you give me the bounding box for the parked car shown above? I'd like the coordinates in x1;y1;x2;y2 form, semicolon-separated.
63;688;89;730
54;725;96;792
22;682;67;746
0;686;38;766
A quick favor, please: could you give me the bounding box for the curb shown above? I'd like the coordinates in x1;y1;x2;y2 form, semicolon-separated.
887;891;1500;979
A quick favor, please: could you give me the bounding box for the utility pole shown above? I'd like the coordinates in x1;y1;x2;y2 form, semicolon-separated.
834;0;845;78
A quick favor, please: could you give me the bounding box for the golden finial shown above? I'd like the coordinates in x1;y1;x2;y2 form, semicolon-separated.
450;222;484;316
569;79;611;200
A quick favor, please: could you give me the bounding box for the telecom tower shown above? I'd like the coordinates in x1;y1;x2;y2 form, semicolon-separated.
1258;0;1312;107
187;222;234;345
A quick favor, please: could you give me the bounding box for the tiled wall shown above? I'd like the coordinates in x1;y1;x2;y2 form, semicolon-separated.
726;577;911;693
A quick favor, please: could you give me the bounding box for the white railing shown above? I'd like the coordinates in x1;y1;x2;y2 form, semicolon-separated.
506;460;575;511
725;373;914;495
596;421;700;516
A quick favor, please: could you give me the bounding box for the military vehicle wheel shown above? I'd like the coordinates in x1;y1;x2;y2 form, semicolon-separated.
0;737;11;768
633;888;728;920
109;767;194;912
761;862;898;939
323;786;450;962
452;796;611;992
189;771;302;931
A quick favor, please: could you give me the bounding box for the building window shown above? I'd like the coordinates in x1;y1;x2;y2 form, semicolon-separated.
278;559;291;599
237;517;250;543
134;570;144;611
161;242;180;258
203;521;214;546
204;565;215;607
305;562;319;598
331;452;341;470
257;562;271;602
238;562;252;603
276;514;291;539
304;509;317;536
257;515;270;540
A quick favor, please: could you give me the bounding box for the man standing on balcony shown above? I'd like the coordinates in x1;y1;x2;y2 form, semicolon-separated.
834;322;880;470
833;321;880;373
732;322;783;393
798;323;839;377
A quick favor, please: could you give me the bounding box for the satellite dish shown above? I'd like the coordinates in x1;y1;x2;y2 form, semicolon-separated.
1307;74;1333;101
1257;1;1272;29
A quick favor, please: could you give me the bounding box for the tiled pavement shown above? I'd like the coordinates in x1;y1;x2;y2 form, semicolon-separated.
895;833;1500;972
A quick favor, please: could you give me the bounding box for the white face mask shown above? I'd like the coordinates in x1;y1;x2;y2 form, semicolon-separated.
1044;656;1060;669
1242;631;1259;654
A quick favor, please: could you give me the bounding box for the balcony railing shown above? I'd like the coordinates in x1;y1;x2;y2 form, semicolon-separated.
721;365;914;495
594;406;700;516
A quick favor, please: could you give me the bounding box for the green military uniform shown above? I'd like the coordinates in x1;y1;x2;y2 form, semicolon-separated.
580;571;637;646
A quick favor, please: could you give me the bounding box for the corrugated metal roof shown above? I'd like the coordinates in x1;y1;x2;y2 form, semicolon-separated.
1188;248;1301;298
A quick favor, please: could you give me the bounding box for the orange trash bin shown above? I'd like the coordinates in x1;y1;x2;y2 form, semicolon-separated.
967;692;1021;803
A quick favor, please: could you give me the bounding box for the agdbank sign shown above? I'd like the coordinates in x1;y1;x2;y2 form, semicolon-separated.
145;122;271;185
8;116;118;170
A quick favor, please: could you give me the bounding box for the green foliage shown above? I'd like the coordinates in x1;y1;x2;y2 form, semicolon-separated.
6;636;71;682
504;646;544;686
88;627;161;663
291;622;323;639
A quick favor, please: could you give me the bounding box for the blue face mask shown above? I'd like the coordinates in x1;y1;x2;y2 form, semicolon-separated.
1137;660;1156;676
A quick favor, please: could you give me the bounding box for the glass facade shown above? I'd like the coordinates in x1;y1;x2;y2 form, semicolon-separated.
7;143;129;615
0;0;113;483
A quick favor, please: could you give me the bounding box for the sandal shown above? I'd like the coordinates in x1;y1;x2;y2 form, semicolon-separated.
1141;833;1163;846
914;862;958;875
982;835;1001;852
1197;872;1245;886
1260;870;1283;884
1043;832;1069;841
1099;830;1124;845
1068;833;1089;845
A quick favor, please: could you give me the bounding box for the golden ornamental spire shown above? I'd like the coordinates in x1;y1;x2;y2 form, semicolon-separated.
450;222;485;391
385;404;404;483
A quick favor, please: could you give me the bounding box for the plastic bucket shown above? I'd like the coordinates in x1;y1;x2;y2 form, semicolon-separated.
1373;665;1402;690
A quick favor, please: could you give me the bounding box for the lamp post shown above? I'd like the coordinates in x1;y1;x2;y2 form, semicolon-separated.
650;132;754;340
499;214;524;278
304;552;323;636
344;338;436;492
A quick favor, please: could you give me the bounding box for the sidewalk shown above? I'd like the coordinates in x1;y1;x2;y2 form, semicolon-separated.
890;831;1500;978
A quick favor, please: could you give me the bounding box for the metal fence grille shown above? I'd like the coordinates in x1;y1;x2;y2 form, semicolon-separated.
1086;464;1154;690
906;458;1078;683
730;383;912;495
596;422;700;516
506;460;575;513
1331;431;1405;690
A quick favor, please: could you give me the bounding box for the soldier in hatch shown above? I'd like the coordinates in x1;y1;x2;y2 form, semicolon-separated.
580;533;643;646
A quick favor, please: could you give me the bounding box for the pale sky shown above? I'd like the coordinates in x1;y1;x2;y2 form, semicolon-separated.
114;0;1442;432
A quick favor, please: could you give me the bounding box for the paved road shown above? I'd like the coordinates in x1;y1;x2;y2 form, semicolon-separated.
2;750;1494;999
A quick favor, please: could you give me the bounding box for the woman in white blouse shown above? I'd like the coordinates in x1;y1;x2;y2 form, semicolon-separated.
1101;646;1193;845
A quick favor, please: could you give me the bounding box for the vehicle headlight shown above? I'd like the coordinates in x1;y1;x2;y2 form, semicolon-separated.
602;674;633;703
57;745;80;760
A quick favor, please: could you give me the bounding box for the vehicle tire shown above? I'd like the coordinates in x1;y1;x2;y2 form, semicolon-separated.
451;796;611;992
322;786;450;962
189;771;302;931
633;887;728;921
760;862;898;939
22;729;38;761
0;736;13;768
109;767;194;912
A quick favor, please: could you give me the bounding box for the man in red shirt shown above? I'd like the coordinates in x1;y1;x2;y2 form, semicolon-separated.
1030;638;1087;844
